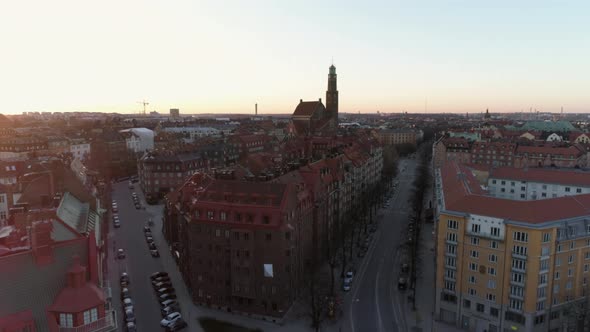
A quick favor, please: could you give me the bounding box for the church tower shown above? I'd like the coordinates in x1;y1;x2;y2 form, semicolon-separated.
326;64;338;123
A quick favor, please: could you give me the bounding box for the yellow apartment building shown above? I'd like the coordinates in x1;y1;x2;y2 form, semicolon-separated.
434;162;590;332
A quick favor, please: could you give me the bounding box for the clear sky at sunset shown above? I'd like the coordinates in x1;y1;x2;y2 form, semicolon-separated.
1;0;589;115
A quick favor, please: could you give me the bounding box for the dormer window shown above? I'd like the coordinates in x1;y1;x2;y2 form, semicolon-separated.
59;313;73;327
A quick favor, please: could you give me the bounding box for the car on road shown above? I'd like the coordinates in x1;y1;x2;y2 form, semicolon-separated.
152;276;171;285
160;299;177;308
159;293;178;302
121;287;131;300
151;272;169;280
166;319;188;331
398;277;408;290
117;248;126;259
153;281;172;290
151;249;160;257
161;304;181;317
160;312;182;327
125;309;136;323
345;271;354;280
342;278;352;291
123;298;134;310
126;322;137;332
157;287;176;295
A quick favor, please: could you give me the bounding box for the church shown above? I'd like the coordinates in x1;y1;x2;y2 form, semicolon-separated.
290;64;339;136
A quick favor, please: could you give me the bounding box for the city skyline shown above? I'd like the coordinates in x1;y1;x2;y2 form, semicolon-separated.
1;0;589;115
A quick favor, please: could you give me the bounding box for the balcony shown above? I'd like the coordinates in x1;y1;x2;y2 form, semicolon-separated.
467;230;503;241
59;310;117;332
511;252;527;260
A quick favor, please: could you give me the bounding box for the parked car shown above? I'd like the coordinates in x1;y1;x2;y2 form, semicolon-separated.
123;298;133;310
145;231;153;238
117;249;126;259
128;181;134;189
160;299;177;308
342;278;352;291
125;309;136;323
161;304;181;317
345;271;354;280
398;277;408;290
143;226;151;233
166;319;188;331
121;287;131;300
146;235;154;243
114;220;121;228
159;293;178;302
151;272;169;280
126;322;137;332
152;276;171;285
157;287;176;295
153;281;172;290
151;249;160;257
148;242;157;250
160;312;182;327
120;272;130;287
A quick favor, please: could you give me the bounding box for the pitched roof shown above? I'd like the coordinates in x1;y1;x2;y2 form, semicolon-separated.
515;145;583;157
292;101;324;117
440;162;590;224
490;167;590;187
0;238;89;332
56;192;98;236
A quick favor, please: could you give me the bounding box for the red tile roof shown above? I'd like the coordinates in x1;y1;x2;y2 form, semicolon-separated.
515;145;583;157
292;101;324;117
440;162;590;224
490;167;590;187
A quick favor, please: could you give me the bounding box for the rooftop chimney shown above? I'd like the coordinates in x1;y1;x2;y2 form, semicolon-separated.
66;255;86;289
300;99;303;103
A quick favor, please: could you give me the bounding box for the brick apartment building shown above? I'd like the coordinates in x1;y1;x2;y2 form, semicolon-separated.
470;142;516;167
376;129;421;147
164;173;314;321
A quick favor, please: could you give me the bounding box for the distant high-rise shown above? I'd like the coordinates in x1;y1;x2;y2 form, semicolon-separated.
326;64;338;124
170;108;180;117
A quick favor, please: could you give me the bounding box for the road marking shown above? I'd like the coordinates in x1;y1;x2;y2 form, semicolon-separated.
375;256;385;332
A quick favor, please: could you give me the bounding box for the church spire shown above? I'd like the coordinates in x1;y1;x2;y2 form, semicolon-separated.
326;64;338;122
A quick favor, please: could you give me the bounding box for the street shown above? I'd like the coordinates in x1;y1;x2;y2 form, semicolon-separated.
346;158;417;332
107;181;199;332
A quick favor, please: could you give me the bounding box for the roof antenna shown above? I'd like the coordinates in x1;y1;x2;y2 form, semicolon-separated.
331;56;334;66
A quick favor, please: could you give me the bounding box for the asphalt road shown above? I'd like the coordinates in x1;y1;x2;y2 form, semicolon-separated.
107;181;193;332
346;158;417;332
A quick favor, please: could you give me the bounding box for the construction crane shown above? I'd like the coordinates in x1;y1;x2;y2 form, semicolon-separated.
137;100;149;115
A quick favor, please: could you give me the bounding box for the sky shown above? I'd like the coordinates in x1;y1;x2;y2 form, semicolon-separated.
1;0;589;115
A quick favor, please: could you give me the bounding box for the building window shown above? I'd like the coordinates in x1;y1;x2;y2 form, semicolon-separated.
513;231;529;243
470;237;480;245
488;267;497;275
463;299;471;308
59;313;73;327
265;233;272;241
565;187;571;192
476;303;485;313
469;262;478;271
220;211;227;221
490;241;498;249
542;232;551;242
447;219;458;229
470;250;479;258
83;308;98;324
489;254;497;263
471;224;481;233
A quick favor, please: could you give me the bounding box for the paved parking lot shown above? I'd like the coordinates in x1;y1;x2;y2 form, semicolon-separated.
107;181;201;331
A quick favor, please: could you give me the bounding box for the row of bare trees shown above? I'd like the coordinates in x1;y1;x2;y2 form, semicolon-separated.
305;147;402;331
